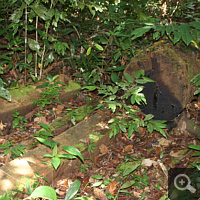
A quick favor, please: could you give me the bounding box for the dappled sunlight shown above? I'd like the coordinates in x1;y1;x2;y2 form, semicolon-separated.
0;179;13;191
11;159;34;176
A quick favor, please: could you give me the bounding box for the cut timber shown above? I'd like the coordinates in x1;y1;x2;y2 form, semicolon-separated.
124;43;200;120
0;74;80;123
0;110;112;195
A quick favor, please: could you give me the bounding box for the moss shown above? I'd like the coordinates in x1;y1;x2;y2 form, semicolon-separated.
64;80;80;92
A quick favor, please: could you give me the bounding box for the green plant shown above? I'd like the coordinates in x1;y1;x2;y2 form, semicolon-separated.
83;70;167;138
66;108;81;126
0;141;26;159
191;73;200;95
12;109;28;129
31;74;65;109
188;137;200;170
78;164;90;173
87;139;96;154
42;145;84;170
0;78;11;101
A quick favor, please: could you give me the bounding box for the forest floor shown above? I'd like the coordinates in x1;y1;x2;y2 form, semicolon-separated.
0;88;200;199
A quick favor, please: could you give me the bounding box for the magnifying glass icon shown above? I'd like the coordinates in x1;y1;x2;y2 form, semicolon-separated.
174;174;196;193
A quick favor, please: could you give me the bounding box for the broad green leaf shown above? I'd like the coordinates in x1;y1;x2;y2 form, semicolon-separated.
29;186;57;200
153;120;167;129
144;114;154;121
108;95;116;100
124;73;133;83
46;74;53;82
52;145;58;157
40;123;50;130
51;157;60;170
119;123;127;133
192;152;200;156
86;47;92;55
153;32;160;40
159;129;167;138
131;26;152;40
92;181;103;187
189;21;200;30
28;38;40;54
99;36;107;44
9;5;25;23
30;4;52;21
194;88;200;95
78;2;85;10
27;53;33;64
191;74;200;85
142;77;155;83
36;137;52;147
134;70;144;79
111;72;119;83
128;123;134;138
95;43;103;51
166;24;173;38
87;5;95;17
75;197;93;200
92;174;103;179
62;146;84;162
37;131;53;137
0;88;11;102
123;164;140;176
173;30;181;44
147;123;153;133
81;86;97;91
108;118;119;123
24;0;34;5
114;52;121;61
188;145;200;151
57;154;76;159
135;79;150;84
43;154;53;158
107;103;117;112
120;180;135;189
130;95;135;104
180;23;192;46
65;180;81;200
25;181;33;195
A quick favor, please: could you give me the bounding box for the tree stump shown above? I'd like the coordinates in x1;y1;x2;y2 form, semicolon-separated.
124;43;200;120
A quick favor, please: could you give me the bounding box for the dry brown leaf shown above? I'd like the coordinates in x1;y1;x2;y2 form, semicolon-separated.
34;116;47;124
0;121;6;130
169;150;184;159
106;181;118;195
4;151;11;164
99;144;109;154
124;145;134;152
93;188;107;200
141;159;157;167
158;138;172;147
155;146;162;155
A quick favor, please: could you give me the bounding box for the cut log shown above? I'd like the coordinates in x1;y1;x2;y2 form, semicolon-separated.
124;43;200;120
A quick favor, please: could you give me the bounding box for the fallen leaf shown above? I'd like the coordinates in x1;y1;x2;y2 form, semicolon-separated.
169;150;184;159
106;181;118;195
158;138;172;147
141;159;157;167
124;145;134;152
34;116;47;124
93;188;107;200
0;121;6;130
94;156;99;164
155;146;162;155
57;105;64;111
99;144;109;154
